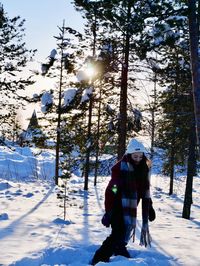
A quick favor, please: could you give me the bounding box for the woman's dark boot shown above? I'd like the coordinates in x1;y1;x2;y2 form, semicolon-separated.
91;236;114;265
114;244;130;258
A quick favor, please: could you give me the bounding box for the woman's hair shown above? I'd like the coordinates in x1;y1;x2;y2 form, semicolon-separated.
127;153;150;189
127;153;146;162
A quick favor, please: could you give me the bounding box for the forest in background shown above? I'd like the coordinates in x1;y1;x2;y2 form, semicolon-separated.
0;0;200;221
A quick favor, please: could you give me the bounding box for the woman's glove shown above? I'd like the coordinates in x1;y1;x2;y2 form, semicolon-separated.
101;212;111;227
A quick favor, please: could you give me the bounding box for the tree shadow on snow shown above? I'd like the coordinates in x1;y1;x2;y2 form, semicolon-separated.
0;185;55;240
11;246;92;266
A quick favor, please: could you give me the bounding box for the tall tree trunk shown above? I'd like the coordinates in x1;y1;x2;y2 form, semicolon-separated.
150;70;158;158
169;136;175;195
84;4;97;190
94;88;102;186
84;97;93;191
55;21;65;186
169;51;180;195
188;0;200;152
117;3;131;159
182;115;196;219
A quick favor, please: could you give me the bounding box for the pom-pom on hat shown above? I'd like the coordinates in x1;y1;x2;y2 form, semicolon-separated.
126;138;146;154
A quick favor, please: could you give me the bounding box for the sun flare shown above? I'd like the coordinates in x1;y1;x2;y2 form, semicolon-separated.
85;65;96;78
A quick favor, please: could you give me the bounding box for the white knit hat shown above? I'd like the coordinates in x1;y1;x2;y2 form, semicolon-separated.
126;138;146;154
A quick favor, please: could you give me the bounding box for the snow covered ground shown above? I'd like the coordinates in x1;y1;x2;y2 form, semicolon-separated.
0;145;200;266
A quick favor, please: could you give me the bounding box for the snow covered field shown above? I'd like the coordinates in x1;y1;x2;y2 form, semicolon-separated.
0;145;200;266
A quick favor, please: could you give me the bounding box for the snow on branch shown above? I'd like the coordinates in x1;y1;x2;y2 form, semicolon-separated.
81;87;93;103
63;88;77;107
41;91;53;113
41;49;57;75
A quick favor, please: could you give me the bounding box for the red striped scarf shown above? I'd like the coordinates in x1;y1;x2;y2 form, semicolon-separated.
120;160;152;246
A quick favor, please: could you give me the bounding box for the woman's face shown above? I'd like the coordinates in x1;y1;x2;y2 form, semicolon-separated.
131;152;143;164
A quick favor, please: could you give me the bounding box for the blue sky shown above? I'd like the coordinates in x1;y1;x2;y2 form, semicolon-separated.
0;0;84;61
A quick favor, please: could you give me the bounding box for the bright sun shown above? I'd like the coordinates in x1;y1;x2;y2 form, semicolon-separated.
85;65;96;78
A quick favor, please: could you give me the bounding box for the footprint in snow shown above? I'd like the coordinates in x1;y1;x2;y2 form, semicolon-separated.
23;192;34;198
12;189;23;196
52;217;72;225
0;213;9;220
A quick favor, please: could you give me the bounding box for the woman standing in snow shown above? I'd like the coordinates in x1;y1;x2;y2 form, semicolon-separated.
91;138;155;265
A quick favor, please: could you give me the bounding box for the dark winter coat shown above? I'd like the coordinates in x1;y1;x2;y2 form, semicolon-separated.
104;154;151;230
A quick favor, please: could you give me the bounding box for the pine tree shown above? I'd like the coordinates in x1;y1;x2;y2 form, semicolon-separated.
187;0;200;152
137;0;198;216
39;21;86;185
74;0;120;188
74;0;155;159
26;110;46;148
129;0;196;196
157;44;194;194
0;5;36;136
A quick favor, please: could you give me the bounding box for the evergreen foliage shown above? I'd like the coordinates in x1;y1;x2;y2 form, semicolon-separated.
74;0;152;159
19;110;47;148
0;5;36;137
